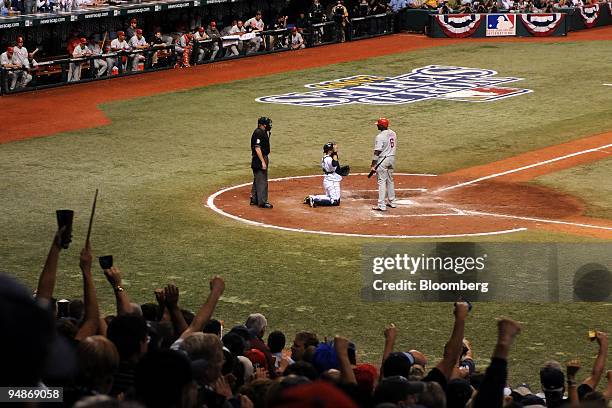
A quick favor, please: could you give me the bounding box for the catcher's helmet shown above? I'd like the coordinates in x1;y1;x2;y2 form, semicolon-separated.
375;117;389;129
258;117;272;129
323;142;334;153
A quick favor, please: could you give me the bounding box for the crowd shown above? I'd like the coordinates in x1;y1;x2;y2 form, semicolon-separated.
2;218;612;408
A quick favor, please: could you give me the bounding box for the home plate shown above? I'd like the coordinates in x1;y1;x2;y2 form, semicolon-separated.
395;199;416;205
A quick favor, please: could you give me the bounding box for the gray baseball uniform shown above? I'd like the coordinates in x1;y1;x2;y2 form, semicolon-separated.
374;128;397;210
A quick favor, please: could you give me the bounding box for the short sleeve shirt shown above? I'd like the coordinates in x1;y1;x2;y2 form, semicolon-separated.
374;129;397;157
251;128;270;156
129;35;147;48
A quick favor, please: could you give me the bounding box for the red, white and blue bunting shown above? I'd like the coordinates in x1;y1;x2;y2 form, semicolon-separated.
578;3;600;28
519;13;565;36
435;14;483;38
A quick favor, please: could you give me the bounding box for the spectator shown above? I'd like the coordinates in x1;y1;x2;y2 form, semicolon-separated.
290;27;305;50
577;331;608;401
107;314;149;396
310;0;325;23
206;21;221;60
268;330;294;372
128;28;149;71
245;313;276;376
69;336;119;404
134;350;197;408
68;37;92;82
291;331;319;362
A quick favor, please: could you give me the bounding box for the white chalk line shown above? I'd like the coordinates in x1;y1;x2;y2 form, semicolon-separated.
205;174;527;239
437;143;612;192
372;212;466;218
354;188;428;192
463;210;612;231
603;84;612;86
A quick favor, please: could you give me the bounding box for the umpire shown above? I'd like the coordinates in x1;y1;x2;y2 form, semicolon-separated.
250;117;273;209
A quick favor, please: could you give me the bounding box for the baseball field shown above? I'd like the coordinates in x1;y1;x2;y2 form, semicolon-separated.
1;27;611;385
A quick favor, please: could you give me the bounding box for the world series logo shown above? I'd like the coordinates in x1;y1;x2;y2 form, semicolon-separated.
256;65;533;107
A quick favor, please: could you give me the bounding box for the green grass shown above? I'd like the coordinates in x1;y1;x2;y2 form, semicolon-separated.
1;39;611;387
535;159;612;220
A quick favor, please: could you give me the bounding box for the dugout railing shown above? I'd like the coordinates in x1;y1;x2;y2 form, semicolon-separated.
0;15;393;95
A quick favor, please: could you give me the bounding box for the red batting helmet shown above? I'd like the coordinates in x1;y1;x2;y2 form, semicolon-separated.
375;117;389;129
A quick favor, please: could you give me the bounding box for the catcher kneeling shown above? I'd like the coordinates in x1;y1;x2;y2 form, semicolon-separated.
304;142;350;207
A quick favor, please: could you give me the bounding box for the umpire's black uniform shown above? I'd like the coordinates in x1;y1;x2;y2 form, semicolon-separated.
251;117;272;208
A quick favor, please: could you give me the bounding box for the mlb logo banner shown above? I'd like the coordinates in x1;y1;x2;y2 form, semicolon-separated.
486;14;516;37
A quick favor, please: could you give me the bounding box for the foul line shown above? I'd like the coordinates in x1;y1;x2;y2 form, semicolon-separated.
464;210;612;231
205;174;527;239
437;143;612;192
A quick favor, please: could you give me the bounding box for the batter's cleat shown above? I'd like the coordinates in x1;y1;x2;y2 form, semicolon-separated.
372;207;387;211
259;203;273;209
386;202;397;208
250;198;257;205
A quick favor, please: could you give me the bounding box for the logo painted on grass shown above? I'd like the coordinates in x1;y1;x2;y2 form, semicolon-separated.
486;14;516;36
256;65;532;107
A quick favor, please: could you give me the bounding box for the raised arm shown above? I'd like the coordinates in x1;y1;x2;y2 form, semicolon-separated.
566;360;581;408
581;331;608;390
35;227;64;302
180;276;224;339
75;241;100;341
103;266;132;316
334;336;357;385
473;318;521;408
603;370;612;401
435;302;469;379
382;323;397;364
163;284;189;336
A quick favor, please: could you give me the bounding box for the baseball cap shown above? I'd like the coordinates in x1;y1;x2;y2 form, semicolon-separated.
210;21;216;27
382;352;414;378
272;381;358;408
16;36;23;43
80;37;87;44
353;363;378;394
244;348;267;369
136;28;143;35
198;26;205;32
312;343;339;374
117;30;125;36
7;46;13;52
540;366;565;392
130;18;137;24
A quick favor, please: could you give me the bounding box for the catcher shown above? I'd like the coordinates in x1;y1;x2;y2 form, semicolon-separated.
304;142;350;207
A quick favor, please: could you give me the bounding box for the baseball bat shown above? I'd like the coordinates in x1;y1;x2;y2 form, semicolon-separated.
367;155;387;178
85;189;98;245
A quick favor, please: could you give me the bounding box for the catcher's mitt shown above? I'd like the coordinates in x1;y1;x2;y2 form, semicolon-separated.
336;165;350;177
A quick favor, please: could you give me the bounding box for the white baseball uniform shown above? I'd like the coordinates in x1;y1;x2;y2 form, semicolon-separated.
128;35;147;71
374;129;397;210
308;154;342;206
